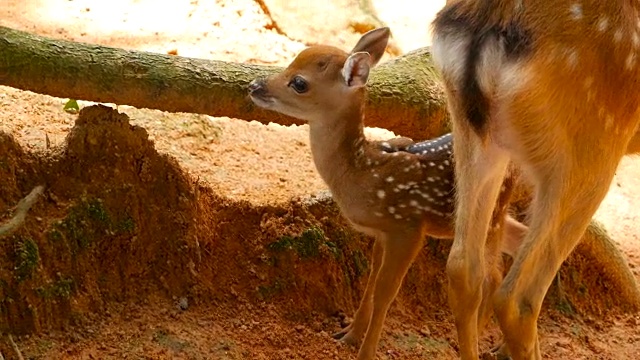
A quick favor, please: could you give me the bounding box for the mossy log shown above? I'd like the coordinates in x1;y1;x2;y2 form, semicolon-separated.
0;26;447;139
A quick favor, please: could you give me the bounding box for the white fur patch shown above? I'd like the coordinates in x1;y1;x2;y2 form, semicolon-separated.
431;32;472;85
341;52;370;87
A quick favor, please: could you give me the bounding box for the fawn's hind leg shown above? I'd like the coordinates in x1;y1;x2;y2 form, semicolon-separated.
333;238;383;345
356;229;424;360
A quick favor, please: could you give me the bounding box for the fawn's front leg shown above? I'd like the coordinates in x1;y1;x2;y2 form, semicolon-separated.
356;229;424;360
333;237;383;345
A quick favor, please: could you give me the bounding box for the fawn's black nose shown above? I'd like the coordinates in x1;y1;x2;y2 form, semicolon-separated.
248;78;267;96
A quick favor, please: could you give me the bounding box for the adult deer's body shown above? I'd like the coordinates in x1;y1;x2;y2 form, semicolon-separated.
249;28;527;360
432;1;640;359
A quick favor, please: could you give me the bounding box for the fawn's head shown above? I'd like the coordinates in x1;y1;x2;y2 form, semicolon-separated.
248;27;390;122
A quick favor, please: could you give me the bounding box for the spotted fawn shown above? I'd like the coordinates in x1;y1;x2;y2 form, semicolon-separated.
248;27;527;360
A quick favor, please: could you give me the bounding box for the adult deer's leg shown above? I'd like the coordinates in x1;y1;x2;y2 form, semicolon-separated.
356;229;424;360
446;113;510;360
624;129;640;154
334;237;383;344
494;165;624;359
492;97;636;359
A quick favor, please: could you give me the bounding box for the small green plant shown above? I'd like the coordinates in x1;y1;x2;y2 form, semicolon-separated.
14;237;39;281
63;99;80;114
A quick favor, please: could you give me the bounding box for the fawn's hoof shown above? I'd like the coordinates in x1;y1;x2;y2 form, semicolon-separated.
332;326;361;346
332;324;352;340
480;341;511;360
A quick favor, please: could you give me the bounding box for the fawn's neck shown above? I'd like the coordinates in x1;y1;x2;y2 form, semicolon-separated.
308;102;367;190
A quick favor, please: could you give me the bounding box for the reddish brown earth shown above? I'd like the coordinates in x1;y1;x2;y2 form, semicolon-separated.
1;1;639;359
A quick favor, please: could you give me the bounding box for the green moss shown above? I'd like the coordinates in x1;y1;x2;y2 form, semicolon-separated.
352;250;368;278
35;276;74;299
51;197;134;251
14;237;39;281
46;228;63;242
267;227;327;259
267;235;294;252
87;198;109;223
296;227;324;258
117;216;136;233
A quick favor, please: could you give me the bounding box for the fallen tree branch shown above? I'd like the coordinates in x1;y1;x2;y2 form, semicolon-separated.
0;26;448;139
0;185;44;237
7;334;24;360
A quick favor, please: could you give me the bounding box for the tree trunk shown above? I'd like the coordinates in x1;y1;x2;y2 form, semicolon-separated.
0;26;447;139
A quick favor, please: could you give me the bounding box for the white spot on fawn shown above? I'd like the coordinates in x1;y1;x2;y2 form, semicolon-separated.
566;48;578;68
626;52;637;70
386;176;394;182
597;17;609;32
584;76;594;89
388;206;396;214
377;190;386;199
570;3;582;20
605;114;614;130
614;28;623;43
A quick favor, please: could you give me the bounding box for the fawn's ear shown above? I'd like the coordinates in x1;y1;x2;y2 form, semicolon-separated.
342;52;372;88
350;27;390;67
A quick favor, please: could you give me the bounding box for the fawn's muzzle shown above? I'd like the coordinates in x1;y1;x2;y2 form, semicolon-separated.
248;78;268;97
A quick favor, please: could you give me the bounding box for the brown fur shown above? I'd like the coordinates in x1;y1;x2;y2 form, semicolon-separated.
249;28;527;360
432;1;640;359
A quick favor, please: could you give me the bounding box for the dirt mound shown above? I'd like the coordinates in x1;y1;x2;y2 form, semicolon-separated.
0;105;638;360
0;105;379;335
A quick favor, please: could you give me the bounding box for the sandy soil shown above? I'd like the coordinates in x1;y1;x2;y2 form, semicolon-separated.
1;0;639;359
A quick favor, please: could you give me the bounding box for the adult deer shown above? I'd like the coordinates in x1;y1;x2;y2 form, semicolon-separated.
249;27;527;360
431;1;640;359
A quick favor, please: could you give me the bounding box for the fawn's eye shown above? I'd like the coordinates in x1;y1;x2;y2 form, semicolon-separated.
288;76;308;94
